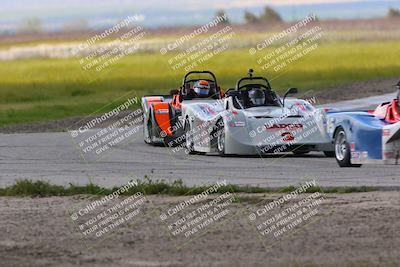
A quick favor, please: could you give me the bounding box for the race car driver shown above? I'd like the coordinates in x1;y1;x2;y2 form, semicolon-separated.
193;80;210;98
248;88;266;106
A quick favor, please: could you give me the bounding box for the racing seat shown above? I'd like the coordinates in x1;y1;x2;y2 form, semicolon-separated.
182;83;195;100
241;90;252;107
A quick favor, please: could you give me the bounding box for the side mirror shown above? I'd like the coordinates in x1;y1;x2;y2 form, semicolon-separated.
396;81;400;90
283;87;298;107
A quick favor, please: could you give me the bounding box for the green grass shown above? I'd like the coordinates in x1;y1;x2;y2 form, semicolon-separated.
0;179;377;197
0;40;400;126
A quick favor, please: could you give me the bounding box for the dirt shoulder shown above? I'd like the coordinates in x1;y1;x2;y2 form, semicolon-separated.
1;191;399;267
314;77;399;104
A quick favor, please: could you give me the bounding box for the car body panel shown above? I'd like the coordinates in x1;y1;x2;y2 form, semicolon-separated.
141;71;222;146
183;96;334;155
327;100;400;165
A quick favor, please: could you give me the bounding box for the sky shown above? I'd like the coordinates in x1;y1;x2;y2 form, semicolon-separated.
0;0;399;32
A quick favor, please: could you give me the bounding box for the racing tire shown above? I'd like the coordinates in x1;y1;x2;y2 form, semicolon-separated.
334;127;362;167
144;120;153;145
216;120;226;156
145;109;164;147
323;151;335;158
184;119;201;155
143;111;154;145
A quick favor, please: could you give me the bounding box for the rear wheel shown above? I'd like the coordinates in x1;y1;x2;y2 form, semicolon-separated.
144;121;152;144
144;111;154;145
334;127;362;167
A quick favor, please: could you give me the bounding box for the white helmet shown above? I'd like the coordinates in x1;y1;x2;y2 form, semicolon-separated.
193;80;210;98
249;88;265;105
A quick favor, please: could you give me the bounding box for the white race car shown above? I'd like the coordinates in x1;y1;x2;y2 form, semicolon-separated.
182;70;334;156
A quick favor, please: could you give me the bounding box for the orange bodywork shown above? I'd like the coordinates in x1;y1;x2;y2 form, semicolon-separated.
219;87;225;98
152;102;173;136
171;94;181;109
145;96;163;105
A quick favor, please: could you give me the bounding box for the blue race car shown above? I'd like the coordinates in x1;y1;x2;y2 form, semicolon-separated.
327;81;400;167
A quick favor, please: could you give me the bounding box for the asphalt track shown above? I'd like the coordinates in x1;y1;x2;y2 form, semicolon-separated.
0;93;399;188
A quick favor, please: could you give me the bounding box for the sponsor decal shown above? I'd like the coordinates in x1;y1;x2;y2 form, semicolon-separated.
383;129;391;136
156;109;169;114
281;132;295;142
265;124;303;131
350;143;356;151
229;121;246;127
295;102;307;112
384;151;394;158
361;151;368;159
351;151;367;159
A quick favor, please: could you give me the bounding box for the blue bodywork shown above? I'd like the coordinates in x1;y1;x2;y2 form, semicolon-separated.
326;111;386;161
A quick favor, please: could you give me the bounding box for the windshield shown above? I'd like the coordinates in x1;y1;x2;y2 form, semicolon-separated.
182;80;220;100
234;86;281;109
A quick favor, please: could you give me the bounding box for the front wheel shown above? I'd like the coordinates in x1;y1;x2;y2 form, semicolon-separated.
334;127;362;167
184;119;197;155
216;120;226;156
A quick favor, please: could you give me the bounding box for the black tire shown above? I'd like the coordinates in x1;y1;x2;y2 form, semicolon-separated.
143;111;154;145
216;120;226;156
145;109;165;146
184;119;196;155
323;151;335;158
334;127;362;167
144;121;152;144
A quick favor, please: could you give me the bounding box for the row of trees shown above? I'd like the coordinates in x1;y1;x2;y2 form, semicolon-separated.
17;18;90;34
215;7;282;24
15;6;400;34
217;6;400;25
244;7;282;24
388;8;400;18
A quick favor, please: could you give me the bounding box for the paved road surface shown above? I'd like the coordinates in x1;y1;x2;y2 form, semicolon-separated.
0;94;399;188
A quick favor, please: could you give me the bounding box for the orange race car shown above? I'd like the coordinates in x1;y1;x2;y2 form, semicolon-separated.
141;71;224;147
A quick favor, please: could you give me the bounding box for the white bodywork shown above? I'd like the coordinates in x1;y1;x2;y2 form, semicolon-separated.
182;96;333;155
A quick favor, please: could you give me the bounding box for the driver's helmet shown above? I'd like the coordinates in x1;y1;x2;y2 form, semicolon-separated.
193;80;210;98
249;88;265;105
